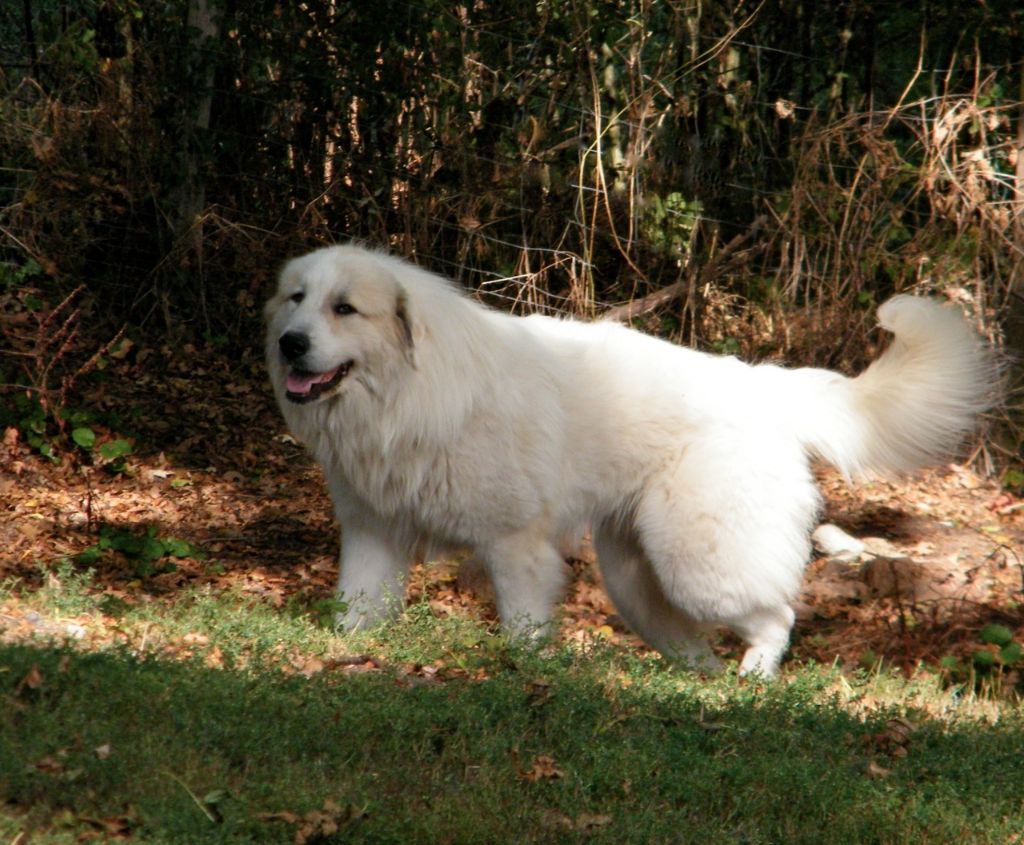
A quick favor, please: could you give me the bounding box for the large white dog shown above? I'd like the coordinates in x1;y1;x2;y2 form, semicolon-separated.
265;244;995;677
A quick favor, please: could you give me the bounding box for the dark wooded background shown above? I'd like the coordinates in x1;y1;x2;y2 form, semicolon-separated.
2;1;1022;456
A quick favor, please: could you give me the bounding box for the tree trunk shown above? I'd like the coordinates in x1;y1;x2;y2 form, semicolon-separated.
176;0;221;332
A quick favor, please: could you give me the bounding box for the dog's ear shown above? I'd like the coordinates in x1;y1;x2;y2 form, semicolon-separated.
395;287;416;367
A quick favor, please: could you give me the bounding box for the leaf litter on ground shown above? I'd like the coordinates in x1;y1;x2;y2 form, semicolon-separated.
1;339;1022;683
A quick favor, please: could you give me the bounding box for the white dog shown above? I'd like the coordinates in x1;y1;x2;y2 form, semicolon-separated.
265;244;995;677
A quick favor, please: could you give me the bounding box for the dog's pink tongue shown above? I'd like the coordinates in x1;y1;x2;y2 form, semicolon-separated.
286;371;318;395
286;368;337;395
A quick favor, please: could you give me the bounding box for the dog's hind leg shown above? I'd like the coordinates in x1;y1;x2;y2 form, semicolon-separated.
482;530;571;639
634;436;818;679
594;523;721;672
730;605;796;679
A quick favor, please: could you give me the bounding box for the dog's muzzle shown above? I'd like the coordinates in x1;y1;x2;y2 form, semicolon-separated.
277;331;352;403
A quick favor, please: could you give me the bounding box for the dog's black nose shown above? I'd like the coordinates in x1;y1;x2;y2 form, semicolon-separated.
279;331;310;363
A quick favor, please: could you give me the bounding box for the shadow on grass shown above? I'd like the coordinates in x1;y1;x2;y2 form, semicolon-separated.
2;641;1022;844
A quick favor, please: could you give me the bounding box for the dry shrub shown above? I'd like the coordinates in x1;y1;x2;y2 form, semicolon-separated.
1;3;1021;465
760;91;1019;370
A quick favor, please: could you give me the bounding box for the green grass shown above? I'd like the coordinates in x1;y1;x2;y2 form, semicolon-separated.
1;590;1023;844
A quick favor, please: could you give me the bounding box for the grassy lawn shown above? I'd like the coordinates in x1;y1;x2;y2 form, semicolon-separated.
2;584;1022;844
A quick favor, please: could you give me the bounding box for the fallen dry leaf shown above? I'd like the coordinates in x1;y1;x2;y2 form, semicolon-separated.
863;716;917;758
866;759;892;779
774;98;796;119
520;754;564;782
526;679;553;708
295;655;324;678
77;813;135;840
30;755;67;775
258;799;367;843
258;810;301;824
541;810;613;831
17;664;44;694
575;813;613;831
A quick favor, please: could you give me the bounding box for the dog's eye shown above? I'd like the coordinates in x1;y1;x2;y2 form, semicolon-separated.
289;291;304;304
333;302;356;316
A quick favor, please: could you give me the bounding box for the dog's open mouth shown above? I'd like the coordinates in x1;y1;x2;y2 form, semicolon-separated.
285;363;352;403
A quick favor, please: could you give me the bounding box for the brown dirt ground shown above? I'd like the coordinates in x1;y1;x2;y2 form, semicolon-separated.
1;341;1022;676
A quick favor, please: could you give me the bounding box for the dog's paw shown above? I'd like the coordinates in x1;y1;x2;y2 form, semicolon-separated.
737;646;782;680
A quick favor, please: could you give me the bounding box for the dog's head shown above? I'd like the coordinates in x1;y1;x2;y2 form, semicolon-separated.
265;245;416;405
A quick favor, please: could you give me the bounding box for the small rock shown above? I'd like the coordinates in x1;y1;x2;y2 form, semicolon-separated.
862;556;925;598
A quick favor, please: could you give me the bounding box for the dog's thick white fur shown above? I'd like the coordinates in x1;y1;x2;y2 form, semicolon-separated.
266;244;995;677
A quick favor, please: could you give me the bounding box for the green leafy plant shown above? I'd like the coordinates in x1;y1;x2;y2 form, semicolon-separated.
71;426;95;449
62;408;134;471
939;622;1023;691
1003;469;1024;494
0;257;44;292
99;438;133;464
298;596;350;629
0;277;133;467
69;417;134;471
972;624;1024;672
7;392;59;462
77;524;204;578
641;192;704;259
712;336;742;356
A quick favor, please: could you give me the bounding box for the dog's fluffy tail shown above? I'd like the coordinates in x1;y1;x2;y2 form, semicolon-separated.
791;295;998;478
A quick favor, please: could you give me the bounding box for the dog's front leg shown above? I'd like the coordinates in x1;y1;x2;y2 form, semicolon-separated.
328;484;410;631
333;519;410;631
